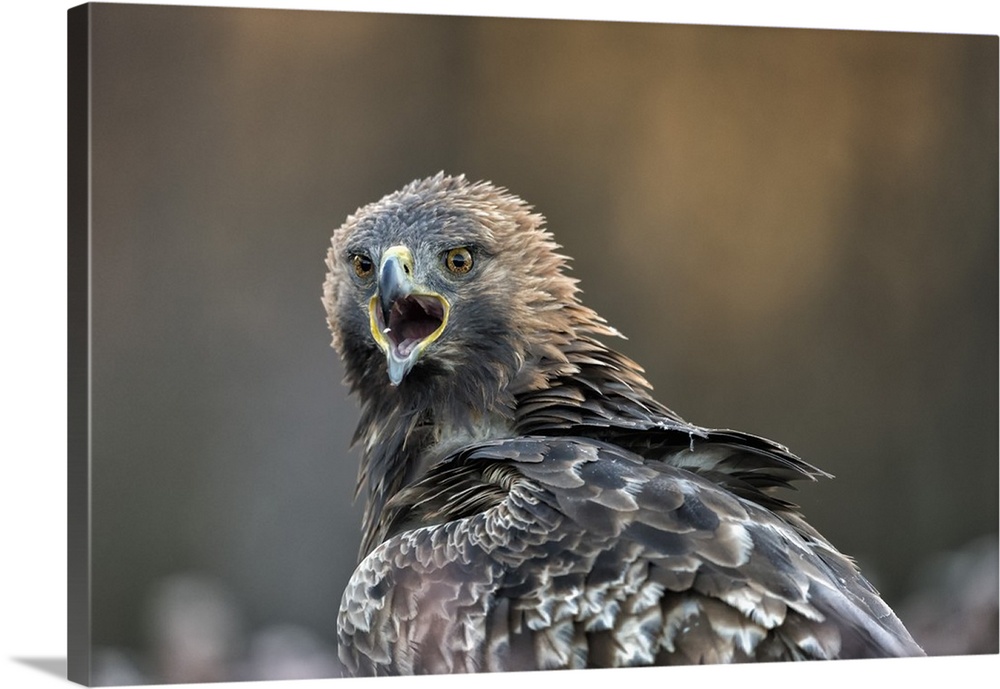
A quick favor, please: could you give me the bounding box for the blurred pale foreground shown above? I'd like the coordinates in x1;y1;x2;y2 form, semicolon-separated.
93;534;998;684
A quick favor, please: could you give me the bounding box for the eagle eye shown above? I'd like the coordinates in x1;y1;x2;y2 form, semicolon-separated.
352;253;375;279
444;247;473;275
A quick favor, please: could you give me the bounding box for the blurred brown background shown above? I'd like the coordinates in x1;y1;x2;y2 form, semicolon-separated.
83;3;997;683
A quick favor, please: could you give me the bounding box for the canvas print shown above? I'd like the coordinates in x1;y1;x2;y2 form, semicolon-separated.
68;2;998;685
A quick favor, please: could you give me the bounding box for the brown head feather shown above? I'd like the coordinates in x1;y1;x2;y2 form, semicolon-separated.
324;173;628;398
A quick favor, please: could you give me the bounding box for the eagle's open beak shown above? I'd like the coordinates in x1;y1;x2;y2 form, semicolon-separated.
369;245;449;386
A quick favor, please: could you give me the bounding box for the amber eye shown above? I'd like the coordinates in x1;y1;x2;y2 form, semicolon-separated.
444;247;473;274
352;254;374;279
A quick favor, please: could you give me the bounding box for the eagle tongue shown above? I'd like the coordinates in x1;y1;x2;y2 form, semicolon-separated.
380;294;446;386
384;298;428;386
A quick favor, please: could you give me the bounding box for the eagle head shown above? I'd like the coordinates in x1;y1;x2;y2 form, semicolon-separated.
323;173;608;416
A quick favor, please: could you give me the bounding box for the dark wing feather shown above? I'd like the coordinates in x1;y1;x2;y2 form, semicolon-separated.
511;337;832;511
337;436;923;675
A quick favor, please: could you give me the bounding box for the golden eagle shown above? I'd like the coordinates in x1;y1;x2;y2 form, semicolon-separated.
322;174;924;675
